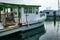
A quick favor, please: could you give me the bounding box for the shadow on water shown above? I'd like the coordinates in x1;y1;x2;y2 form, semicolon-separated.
0;25;46;40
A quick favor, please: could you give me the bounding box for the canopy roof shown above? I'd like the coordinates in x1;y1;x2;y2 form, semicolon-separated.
0;2;41;8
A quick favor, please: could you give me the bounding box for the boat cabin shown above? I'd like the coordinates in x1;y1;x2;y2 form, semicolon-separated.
0;2;41;29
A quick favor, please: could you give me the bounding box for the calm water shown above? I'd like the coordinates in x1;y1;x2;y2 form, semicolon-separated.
39;21;60;40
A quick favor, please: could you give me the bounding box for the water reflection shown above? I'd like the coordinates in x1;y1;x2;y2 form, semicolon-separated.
39;20;60;40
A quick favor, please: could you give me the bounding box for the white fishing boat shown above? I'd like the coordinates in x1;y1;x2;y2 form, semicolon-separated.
0;2;46;40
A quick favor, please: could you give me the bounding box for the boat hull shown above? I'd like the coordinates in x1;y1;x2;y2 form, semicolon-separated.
0;22;45;40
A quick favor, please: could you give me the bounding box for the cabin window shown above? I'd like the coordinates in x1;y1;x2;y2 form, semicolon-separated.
24;7;39;14
28;7;32;13
35;7;38;14
8;8;11;13
24;7;28;13
13;8;18;15
32;7;35;13
0;7;3;22
33;7;38;14
24;7;32;13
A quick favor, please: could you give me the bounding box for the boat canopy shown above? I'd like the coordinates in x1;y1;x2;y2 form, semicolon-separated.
0;2;41;8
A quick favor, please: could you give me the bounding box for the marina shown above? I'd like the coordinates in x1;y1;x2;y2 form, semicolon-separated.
0;0;60;40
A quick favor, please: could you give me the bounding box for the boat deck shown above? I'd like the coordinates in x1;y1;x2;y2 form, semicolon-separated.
0;22;44;37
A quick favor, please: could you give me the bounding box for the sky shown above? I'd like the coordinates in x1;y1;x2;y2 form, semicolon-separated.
0;0;58;11
23;0;58;11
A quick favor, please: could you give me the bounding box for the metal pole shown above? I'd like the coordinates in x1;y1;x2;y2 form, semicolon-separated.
53;11;56;27
57;0;59;36
26;14;29;27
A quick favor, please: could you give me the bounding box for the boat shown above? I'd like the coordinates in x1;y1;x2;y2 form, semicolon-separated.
0;2;46;40
41;10;60;20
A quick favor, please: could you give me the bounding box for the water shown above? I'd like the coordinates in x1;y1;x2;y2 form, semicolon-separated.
1;19;60;40
39;21;60;40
